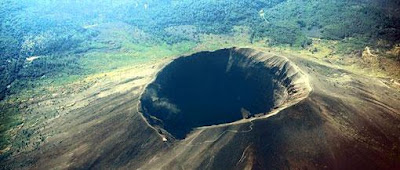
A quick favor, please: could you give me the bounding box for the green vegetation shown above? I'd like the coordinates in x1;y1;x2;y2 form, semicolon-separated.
0;0;99;99
80;41;196;73
0;104;22;150
254;1;400;46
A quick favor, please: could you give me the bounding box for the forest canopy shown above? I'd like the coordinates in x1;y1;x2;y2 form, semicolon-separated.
0;0;399;99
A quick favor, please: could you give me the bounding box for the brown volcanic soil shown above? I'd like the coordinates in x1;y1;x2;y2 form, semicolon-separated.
2;48;400;170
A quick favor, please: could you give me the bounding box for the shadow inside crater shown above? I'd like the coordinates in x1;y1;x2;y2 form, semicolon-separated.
140;48;285;139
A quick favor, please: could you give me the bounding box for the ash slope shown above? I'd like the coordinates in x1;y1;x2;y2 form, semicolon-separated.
3;48;400;170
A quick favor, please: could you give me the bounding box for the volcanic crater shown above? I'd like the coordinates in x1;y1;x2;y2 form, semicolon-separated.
139;48;311;139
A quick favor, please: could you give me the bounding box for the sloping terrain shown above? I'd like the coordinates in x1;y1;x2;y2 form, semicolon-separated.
2;48;399;169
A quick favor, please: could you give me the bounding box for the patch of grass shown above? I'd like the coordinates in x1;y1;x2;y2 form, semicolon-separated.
80;41;197;73
195;32;252;51
0;103;23;152
336;37;370;54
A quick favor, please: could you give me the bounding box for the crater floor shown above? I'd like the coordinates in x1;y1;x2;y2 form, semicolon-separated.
140;48;311;139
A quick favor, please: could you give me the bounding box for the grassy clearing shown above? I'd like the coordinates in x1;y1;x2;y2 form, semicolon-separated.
0;105;22;152
81;41;197;73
